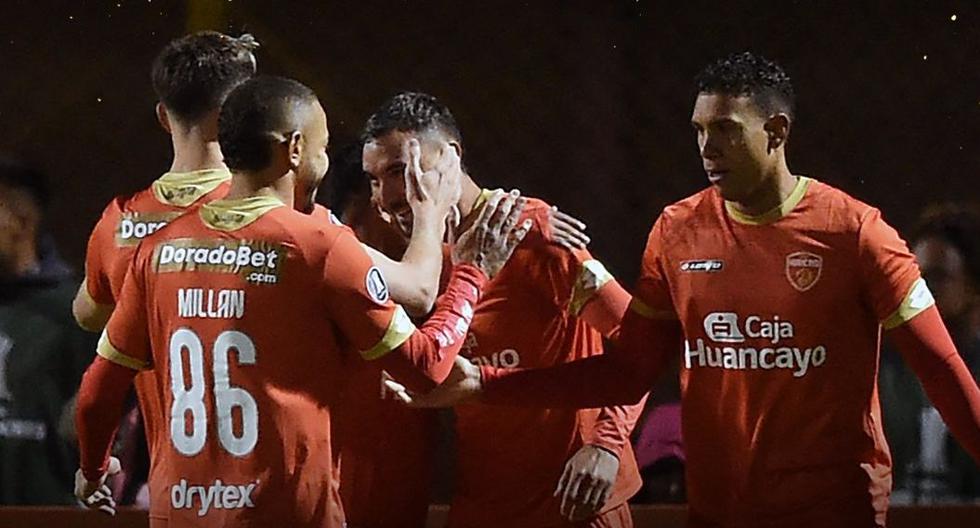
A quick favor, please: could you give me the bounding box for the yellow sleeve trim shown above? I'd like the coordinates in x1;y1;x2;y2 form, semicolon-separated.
361;305;417;360
569;259;615;315
882;278;936;329
628;297;677;320
97;330;151;371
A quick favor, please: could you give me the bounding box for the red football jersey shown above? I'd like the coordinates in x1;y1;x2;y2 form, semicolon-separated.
450;195;642;528
83;168;230;510
329;205;438;528
98;195;437;526
631;177;930;526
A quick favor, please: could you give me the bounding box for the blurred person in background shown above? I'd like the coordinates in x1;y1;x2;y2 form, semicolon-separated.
881;204;980;503
0;157;97;504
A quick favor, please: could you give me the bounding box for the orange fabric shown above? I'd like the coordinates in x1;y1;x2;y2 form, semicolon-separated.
100;202;477;527
84;180;229;517
332;206;435;528
449;198;641;528
632;180;919;527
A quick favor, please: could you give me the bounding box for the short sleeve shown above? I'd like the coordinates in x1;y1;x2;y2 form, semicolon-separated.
631;215;678;320
100;246;152;370
857;208;932;328
320;229;417;360
84;209;117;305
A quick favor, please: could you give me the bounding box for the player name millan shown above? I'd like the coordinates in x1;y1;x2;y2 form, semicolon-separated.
178;288;246;319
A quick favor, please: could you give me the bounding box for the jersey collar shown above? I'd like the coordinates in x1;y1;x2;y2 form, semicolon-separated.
724;176;812;226
200;195;285;232
152;168;231;207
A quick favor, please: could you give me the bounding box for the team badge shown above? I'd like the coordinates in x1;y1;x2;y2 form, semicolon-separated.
365;267;390;304
785;251;822;292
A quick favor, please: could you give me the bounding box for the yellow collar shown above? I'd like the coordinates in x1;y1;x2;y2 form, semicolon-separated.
151;168;231;207
200;195;285;232
725;176;812;225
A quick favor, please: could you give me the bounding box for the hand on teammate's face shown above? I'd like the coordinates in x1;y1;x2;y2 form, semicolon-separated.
403;138;462;228
452;189;531;278
555;445;620;521
74;456;122;516
547;205;590;250
383;356;483;408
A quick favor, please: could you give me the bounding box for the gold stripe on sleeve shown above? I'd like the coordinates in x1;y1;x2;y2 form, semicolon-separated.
569;259;615;316
882;278;936;329
628;297;677;320
96;330;151;371
361;305;417;361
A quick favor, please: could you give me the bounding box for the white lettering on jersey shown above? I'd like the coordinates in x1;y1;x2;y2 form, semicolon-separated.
688;312;827;377
170;478;257;517
469;348;521;368
177;289;246;319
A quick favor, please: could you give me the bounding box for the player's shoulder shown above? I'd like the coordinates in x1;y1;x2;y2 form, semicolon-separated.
801;177;879;232
657;186;720;231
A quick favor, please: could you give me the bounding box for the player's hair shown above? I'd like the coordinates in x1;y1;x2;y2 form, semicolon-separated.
361;91;462;144
151;31;259;123
323;141;370;216
695;51;796;119
218;75;319;172
0;156;50;210
914;203;980;284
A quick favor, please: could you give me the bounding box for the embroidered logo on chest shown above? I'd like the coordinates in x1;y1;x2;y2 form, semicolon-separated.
785;251;822;292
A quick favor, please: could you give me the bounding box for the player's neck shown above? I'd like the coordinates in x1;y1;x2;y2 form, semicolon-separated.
456;175;483;221
728;161;797;217
168;126;226;174
224;170;295;208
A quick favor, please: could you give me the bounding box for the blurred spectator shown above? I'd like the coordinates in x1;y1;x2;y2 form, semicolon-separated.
631;363;686;503
880;203;980;503
0;157;97;504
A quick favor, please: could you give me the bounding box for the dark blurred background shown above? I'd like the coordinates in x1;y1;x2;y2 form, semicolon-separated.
0;0;977;282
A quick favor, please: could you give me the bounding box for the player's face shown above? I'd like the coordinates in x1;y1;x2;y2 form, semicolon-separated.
914;236;971;319
294;101;330;213
691;93;772;202
362;129;442;237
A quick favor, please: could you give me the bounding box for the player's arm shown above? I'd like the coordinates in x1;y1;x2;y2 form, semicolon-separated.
887;296;980;462
362;243;439;317
393;215;682;408
74;254;153;515
73;214;117;332
328;191;530;393
858;209;980;463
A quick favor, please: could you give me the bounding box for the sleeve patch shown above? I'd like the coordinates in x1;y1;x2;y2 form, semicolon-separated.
569;259;614;315
361;306;417;360
97;330;151;371
882;278;935;329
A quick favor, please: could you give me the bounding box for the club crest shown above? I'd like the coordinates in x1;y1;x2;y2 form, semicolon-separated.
785;251;822;292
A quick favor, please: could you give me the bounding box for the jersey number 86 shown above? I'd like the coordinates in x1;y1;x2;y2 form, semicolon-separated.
168;328;258;457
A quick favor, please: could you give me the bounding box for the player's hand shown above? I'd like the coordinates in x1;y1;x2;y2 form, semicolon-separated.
74;456;122;516
548;205;590;250
452;189;531;278
383;356;483;407
404;138;462;226
556;445;620;521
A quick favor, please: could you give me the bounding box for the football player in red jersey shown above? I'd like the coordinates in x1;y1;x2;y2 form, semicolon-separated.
73;76;529;526
325;140;596;528
363;92;644;527
400;53;980;528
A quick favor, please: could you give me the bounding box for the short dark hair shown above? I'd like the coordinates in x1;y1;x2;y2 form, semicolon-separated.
323;141;369;216
362;92;462;144
914;204;980;284
151;31;259;122
695;51;795;119
218;75;319;172
0;157;49;210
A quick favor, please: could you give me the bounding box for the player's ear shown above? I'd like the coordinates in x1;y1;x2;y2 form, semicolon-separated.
448;140;463;161
287;131;303;169
156;103;172;134
764;113;790;152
